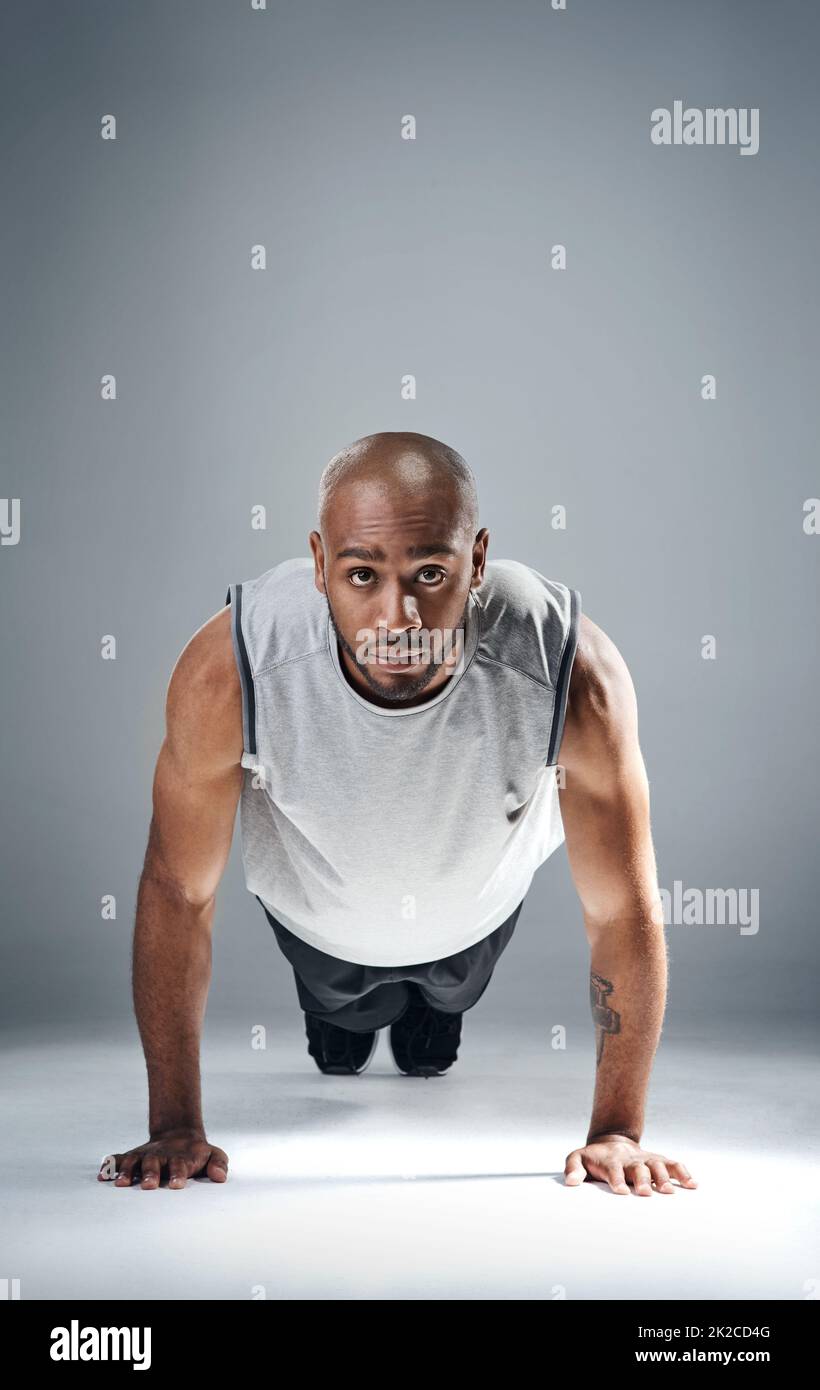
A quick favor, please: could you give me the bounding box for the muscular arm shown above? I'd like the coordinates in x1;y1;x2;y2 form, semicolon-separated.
101;604;244;1190
557;614;694;1194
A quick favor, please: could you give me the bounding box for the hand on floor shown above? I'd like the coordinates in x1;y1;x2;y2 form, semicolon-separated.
564;1134;698;1195
98;1128;229;1190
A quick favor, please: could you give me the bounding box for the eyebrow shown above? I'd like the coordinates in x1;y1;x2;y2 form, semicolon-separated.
335;542;457;561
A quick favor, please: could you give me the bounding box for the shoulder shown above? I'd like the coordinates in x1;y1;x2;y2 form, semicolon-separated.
478;558;568;621
235;557;327;672
560;613;639;770
476;559;577;686
567;613;636;719
165;605;243;772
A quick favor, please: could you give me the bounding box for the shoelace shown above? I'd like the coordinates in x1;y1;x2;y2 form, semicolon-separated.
405;1000;461;1051
321;1022;365;1067
321;1028;355;1067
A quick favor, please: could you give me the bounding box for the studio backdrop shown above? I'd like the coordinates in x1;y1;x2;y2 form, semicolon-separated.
1;0;817;1036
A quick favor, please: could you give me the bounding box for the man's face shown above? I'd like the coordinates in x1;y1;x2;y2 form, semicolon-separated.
310;477;487;707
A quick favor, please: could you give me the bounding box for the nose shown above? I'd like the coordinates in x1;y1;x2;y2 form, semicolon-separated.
375;585;422;634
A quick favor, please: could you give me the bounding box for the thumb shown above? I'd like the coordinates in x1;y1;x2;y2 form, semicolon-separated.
564;1151;586;1186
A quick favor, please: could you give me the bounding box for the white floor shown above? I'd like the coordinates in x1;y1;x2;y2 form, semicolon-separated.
1;1013;817;1301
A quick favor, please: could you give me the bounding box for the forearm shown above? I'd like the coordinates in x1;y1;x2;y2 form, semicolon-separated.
585;919;667;1144
132;868;215;1137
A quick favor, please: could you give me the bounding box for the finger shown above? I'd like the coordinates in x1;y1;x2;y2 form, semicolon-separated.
626;1161;653;1195
604;1164;630;1196
648;1160;674;1193
139;1155;162;1190
97;1154;119;1181
167;1157;190;1190
563;1151;586;1186
206;1150;229;1183
114;1156;138;1187
666;1160;698;1188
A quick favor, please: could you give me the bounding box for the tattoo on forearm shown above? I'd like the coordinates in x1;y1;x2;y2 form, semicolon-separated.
590;971;621;1065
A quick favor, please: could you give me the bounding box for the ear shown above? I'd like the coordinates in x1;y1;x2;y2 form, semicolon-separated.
470;528;489;586
308;531;326;594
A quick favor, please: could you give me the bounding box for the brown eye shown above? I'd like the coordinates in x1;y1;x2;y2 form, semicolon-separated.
349;569;374;586
417;567;446;584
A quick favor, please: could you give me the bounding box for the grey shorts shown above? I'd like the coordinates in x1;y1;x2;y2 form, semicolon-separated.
257;896;525;1032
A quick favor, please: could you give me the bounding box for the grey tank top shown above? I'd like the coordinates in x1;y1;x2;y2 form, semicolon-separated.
225;558;581;966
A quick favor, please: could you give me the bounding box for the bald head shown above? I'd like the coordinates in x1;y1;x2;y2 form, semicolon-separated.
309;430;488;708
318;431;478;540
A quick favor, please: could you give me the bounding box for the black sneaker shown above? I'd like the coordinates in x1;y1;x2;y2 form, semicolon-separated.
388;984;463;1076
304;1014;379;1075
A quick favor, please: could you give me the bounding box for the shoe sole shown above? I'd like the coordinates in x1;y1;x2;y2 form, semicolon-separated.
316;1027;380;1076
355;1029;380;1075
386;1028;450;1077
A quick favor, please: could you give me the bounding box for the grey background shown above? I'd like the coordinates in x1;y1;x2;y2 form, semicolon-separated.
1;0;818;1034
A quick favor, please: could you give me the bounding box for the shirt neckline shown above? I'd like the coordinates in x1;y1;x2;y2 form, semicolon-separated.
326;589;482;717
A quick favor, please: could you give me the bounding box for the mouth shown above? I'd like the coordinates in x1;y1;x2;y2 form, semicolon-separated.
371;656;427;673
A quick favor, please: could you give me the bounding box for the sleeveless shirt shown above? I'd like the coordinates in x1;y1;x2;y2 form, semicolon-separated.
225;557;581;965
